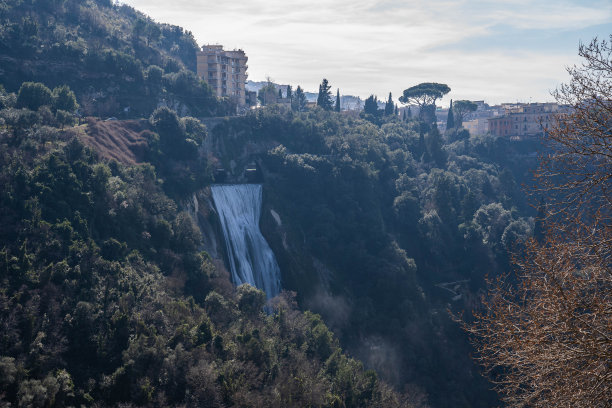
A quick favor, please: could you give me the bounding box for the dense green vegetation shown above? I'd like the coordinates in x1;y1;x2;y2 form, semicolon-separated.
0;90;413;407
0;0;230;118
0;1;545;407
210;106;539;407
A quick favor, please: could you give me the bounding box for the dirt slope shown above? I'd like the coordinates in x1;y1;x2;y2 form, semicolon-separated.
80;118;152;165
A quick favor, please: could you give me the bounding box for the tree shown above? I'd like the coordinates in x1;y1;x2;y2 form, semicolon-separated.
446;99;455;129
363;95;379;116
317;78;333;110
237;284;266;316
52;85;78;112
182;116;207;145
335;89;341;112
399;82;450;122
384;92;394;116
150;106;184;135
16;82;53;111
0;85;16;109
145;23;161;46
149;107;186;158
467;235;611;407
425;127;446;166
292;85;307;112
146;65;164;86
286;85;292;102
466;36;612;408
536;36;612;230
133;18;146;42
257;80;278;106
453;100;477;127
55;110;74;129
278;88;283;99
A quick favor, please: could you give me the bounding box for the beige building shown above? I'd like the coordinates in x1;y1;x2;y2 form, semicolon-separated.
463;118;489;136
197;45;248;108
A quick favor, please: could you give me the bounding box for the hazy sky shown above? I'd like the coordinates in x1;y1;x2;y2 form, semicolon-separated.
120;0;611;106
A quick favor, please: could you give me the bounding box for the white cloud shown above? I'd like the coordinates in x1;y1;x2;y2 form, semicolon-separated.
120;0;610;105
454;0;611;30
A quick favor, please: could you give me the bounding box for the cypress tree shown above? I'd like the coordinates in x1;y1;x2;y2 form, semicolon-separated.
293;86;307;112
278;88;283;99
446;99;455;129
286;85;292;102
407;106;412;118
384;92;394;116
335;89;341;112
364;95;379;116
316;78;333;110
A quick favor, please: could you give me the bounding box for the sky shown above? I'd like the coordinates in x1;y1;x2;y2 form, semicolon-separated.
120;0;612;106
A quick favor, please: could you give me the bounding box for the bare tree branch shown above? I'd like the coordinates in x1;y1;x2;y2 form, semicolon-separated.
466;35;612;408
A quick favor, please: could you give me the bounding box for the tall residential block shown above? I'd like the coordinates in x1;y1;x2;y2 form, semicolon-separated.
197;45;248;108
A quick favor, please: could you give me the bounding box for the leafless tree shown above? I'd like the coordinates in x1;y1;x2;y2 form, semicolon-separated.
536;35;612;238
468;232;611;407
466;36;612;407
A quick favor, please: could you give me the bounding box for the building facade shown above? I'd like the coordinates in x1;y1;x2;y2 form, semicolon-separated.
197;45;248;108
463;118;490;136
488;103;560;139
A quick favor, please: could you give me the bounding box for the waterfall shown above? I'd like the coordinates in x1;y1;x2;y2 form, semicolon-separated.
211;184;281;299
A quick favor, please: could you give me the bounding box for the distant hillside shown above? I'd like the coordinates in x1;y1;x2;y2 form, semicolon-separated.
0;0;230;117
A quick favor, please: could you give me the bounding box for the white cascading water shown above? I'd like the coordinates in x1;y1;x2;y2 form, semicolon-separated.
211;184;281;299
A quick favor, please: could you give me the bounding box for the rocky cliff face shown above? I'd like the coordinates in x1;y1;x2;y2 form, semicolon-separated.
183;181;332;311
201;119;278;184
184;188;222;260
197;117;343;307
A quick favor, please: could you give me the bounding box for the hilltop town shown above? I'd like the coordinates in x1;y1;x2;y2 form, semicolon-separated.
197;45;565;141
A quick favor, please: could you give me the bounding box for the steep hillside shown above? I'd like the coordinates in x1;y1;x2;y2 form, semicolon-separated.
0;92;418;407
0;1;545;407
205;107;540;407
0;0;230;117
79;118;151;164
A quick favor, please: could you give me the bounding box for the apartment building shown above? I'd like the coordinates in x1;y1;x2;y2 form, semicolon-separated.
488;103;560;139
463;118;490;135
197;45;248;108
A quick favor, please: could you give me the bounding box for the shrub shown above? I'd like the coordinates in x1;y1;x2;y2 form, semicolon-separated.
16;82;53;111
